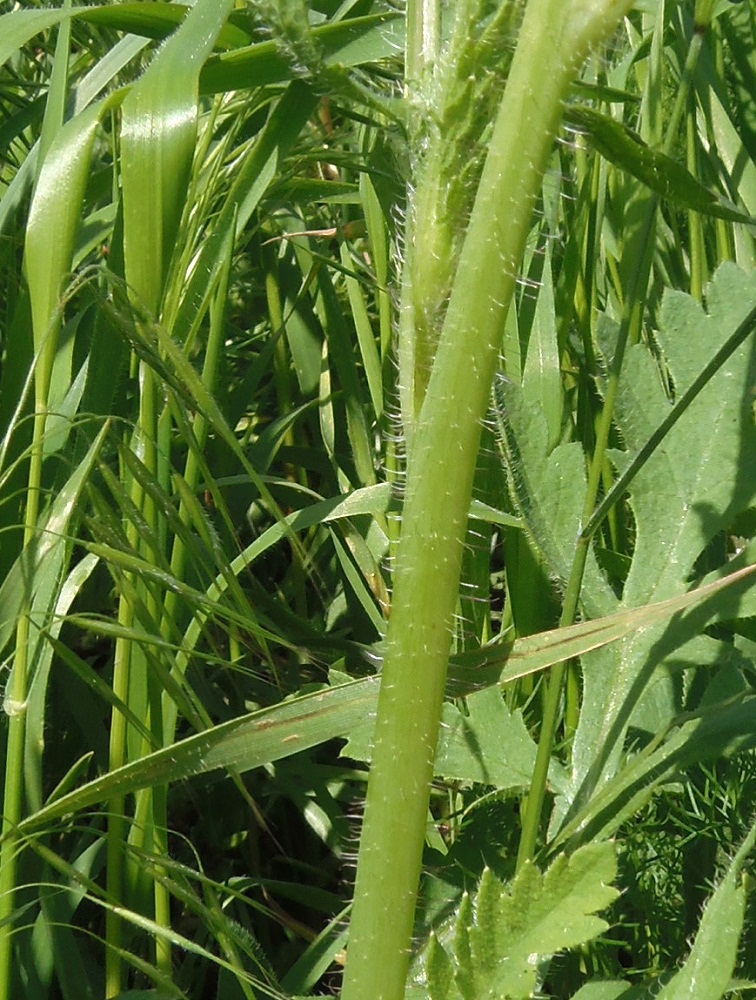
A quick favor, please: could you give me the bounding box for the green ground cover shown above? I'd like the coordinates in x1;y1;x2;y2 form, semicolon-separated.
0;2;755;998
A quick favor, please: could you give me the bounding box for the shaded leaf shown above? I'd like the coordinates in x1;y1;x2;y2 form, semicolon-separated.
562;264;756;816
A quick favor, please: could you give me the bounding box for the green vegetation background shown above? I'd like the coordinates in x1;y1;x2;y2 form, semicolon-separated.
0;2;754;999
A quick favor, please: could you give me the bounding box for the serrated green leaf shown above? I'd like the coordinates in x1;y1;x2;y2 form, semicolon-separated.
433;686;568;794
495;380;616;620
423;844;619;1000
567;264;756;804
426;934;456;1000
453;893;474;1000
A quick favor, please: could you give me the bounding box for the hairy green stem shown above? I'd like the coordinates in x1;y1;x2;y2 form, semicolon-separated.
342;3;633;997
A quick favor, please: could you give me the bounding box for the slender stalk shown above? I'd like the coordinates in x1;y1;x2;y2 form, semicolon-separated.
517;14;710;867
106;361;161;995
104;588;135;996
159;228;233;743
396;0;442;447
0;6;73;990
342;4;633;997
0;415;45;997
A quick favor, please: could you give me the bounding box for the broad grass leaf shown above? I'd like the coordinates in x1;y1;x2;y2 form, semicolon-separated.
342;558;755;764
25;93;123;358
0;33;148;237
80;3;251;50
0;9;75;67
422;842;619;1000
120;0;235;313
10;561;752;841
0;4;242;67
11;676;382;840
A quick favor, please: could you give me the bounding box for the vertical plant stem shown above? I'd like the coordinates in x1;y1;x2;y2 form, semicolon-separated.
106;363;162;995
0;413;45;997
105;590;135;997
0;6;73;989
342;3;633;998
160;225;234;740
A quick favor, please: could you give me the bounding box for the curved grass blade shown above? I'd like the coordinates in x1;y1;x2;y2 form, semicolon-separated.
565;104;755;225
0;4;242;68
10;560;753;843
119;0;235;313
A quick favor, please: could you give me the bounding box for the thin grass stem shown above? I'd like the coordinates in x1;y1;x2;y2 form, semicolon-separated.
517;15;711;868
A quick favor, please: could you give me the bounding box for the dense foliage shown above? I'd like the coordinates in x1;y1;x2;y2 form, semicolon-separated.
0;2;754;999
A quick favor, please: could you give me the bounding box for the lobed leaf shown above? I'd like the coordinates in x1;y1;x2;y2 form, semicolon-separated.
567;264;756;807
422;842;619;1000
